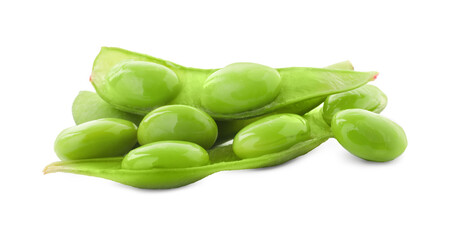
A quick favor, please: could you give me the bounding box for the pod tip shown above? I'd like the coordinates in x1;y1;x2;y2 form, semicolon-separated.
372;72;379;81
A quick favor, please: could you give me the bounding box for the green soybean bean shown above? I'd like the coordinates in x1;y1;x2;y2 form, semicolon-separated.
122;141;210;170
78;60;353;146
54;118;137;161
72;91;143;126
233;114;310;159
322;85;387;125
212;60;356;145
91;47;377;119
201;62;281;114
44;106;332;189
138;105;218;149
95;60;181;114
331;109;407;162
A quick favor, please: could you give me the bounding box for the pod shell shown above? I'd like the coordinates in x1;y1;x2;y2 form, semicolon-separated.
138;105;218;149
72;91;143;126
201;62;281;114
331;109;407;162
233;114;310;159
102;61;180;112
122;141;210;170
54;118;138;160
323;85;387;125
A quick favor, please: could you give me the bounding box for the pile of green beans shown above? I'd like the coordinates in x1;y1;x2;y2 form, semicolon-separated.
44;47;407;189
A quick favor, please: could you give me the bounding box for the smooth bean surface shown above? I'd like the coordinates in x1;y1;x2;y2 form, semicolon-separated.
233;114;310;159
102;61;180;113
54;118;137;160
331;109;407;162
122;141;210;170
201;62;282;114
138;105;218;149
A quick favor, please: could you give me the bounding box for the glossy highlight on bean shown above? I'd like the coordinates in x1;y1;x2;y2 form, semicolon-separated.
201;62;282;114
331;109;407;162
138;105;218;149
97;61;181;114
54;118;138;161
233;114;310;159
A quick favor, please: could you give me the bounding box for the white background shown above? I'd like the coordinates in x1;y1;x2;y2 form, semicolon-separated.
1;0;449;239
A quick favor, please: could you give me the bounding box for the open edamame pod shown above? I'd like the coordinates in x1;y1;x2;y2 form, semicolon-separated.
322;84;388;125
43;106;332;189
74;60;354;145
72;91;143;126
213;60;356;145
91;47;378;120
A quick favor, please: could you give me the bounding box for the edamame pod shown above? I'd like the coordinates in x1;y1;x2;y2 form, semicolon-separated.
91;47;377;119
122;141;210;170
44;106;332;189
54;118;138;161
72;91;143;126
138;105;218;149
331;109;407;162
322;85;387;125
213;60;356;145
75;61;353;146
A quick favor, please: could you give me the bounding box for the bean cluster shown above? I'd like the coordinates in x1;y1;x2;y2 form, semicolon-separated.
44;47;407;189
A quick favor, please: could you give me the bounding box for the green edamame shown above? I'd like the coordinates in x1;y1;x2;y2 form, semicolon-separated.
77;60;353;146
138;105;218;149
44;47;407;189
122;141;210;170
233;114;310;159
44;106;332;189
72;91;143;126
54;118;137;161
91;47;377;119
213;60;355;145
322;84;387;125
100;61;181;113
331;109;407;162
201;62;281;114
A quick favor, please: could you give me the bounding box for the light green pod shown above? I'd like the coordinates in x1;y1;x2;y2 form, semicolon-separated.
98;61;181;114
322;85;387;125
201;62;282;114
54;118;137;161
233;114;310;159
72;91;143;126
44;106;332;189
122;141;210;170
331;109;407;162
91;47;377;120
138;105;218;149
